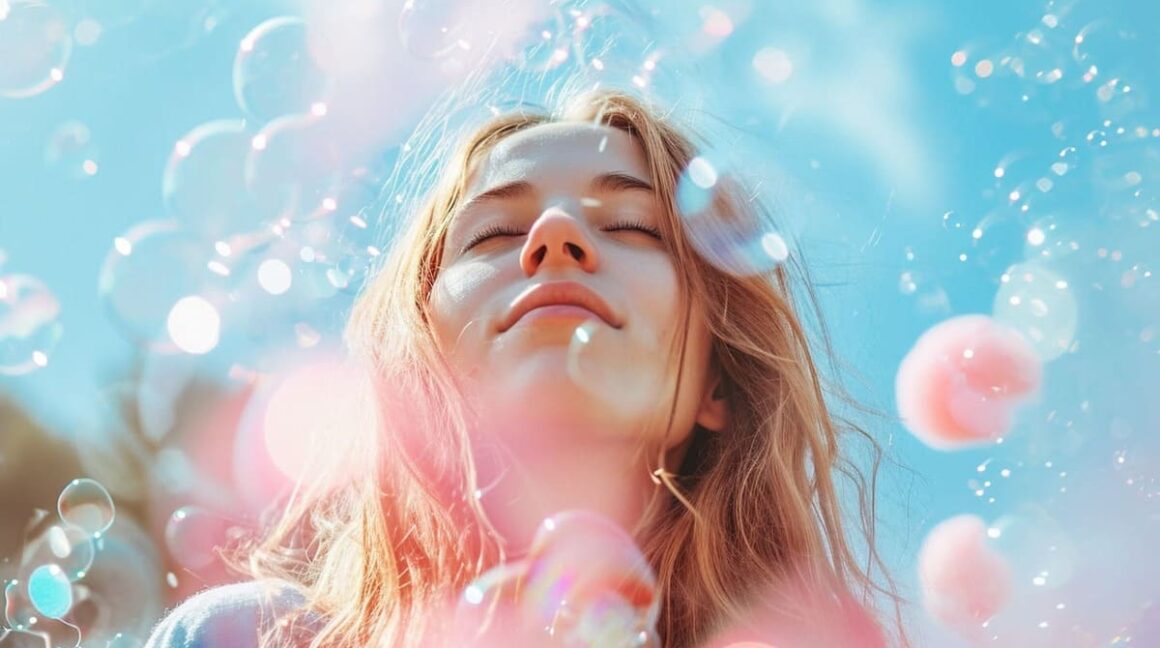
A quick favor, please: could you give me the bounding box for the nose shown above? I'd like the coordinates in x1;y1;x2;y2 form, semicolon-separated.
519;206;600;276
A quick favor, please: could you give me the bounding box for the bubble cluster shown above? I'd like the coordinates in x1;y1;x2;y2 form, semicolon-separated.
1;478;124;645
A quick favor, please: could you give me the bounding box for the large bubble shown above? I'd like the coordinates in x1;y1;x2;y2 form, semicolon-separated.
992;261;1078;361
98;220;215;351
233;16;329;124
246;113;344;223
676;152;790;277
162;119;262;240
0;0;72;99
0;274;63;375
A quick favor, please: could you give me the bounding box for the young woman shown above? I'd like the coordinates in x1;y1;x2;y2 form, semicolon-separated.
144;85;911;647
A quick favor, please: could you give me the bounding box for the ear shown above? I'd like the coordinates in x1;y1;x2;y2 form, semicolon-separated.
694;371;730;433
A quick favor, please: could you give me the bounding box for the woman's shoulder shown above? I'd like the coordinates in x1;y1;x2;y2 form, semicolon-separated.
143;579;318;648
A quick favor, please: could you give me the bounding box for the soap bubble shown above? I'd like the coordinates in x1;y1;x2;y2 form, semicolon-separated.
4;578;38;631
676;153;790;277
572;1;666;92
455;511;659;646
98;220;215;350
27;565;72;619
164;506;234;571
44;120;100;179
246;113;344;223
57;478;115;536
0;0;72;99
21;522;96;581
993;261;1078;361
0;274;63;375
233;16;329;124
162;120;262;239
983;504;1077;594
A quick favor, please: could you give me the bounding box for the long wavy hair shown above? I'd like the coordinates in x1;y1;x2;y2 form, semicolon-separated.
229;82;914;647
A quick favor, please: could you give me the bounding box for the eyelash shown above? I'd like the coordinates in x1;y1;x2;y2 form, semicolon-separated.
462;220;663;251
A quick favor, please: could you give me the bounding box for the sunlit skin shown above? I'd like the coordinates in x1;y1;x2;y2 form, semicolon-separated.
429;122;728;556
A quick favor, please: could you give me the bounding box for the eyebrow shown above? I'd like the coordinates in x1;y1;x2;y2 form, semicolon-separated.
456;171;655;215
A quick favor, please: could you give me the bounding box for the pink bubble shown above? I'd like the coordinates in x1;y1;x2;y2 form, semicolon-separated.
895;314;1042;449
918;514;1013;640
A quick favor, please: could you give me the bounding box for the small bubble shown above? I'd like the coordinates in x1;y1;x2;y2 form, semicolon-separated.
58;478;116;535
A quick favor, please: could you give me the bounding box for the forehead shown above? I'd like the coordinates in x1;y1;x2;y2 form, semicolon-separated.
467;122;650;193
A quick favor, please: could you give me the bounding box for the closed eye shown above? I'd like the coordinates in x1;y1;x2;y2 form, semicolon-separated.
461;224;524;252
604;219;662;239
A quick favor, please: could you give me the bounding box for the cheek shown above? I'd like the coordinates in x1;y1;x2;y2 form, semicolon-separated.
429;262;502;348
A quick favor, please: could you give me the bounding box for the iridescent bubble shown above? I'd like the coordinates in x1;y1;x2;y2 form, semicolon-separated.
44;120;100;179
246;113;344;222
0;274;63;375
523;511;660;645
57;478;115;536
233;16;329;124
162;119;262;239
164;506;233;571
22;522;95;581
98;220;214;350
0;0;72;99
27;565;71;619
983;504;1076;594
993;261;1077;361
398;0;467;59
674;151;791;277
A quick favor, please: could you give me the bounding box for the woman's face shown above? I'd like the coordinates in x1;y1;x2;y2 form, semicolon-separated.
428;122;725;451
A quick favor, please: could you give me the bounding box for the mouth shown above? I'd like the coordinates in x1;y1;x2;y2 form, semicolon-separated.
500;281;621;333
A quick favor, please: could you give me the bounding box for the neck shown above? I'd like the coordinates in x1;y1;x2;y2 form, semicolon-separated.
471;432;660;558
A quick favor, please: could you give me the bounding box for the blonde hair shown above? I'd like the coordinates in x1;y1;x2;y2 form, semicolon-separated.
229;79;914;647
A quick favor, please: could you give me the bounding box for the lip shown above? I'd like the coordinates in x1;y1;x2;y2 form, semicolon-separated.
500;281;621;333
